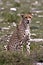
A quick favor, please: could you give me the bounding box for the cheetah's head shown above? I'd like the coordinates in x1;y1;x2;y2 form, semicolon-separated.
21;13;32;28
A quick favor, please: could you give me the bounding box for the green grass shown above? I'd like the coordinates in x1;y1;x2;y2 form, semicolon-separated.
0;0;43;64
0;51;32;65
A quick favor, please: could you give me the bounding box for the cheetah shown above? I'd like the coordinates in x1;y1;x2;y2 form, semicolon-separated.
7;13;32;53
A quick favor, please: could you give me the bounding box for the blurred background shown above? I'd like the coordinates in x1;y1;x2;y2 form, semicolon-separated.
0;0;43;64
0;0;43;50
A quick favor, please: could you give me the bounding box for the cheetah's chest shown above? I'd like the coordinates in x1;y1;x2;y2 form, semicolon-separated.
25;25;30;35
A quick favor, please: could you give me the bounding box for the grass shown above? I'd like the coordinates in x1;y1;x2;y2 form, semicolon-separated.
0;51;32;65
0;0;43;64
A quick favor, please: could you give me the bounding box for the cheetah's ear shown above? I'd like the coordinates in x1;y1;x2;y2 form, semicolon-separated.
21;14;24;18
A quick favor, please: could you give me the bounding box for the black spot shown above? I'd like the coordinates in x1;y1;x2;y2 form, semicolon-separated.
24;33;25;35
38;60;43;62
29;45;30;46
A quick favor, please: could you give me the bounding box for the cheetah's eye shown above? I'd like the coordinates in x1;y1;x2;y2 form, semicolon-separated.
29;16;31;18
25;17;27;18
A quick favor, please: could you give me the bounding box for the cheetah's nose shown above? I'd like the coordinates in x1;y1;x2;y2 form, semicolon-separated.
27;20;29;24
